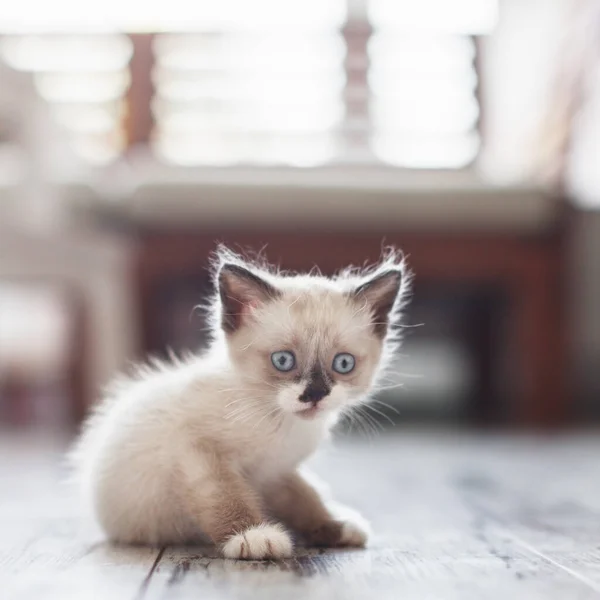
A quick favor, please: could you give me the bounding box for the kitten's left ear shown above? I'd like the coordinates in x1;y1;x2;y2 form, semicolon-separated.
218;263;280;333
352;269;403;338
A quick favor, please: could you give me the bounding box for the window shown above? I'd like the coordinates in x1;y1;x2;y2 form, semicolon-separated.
0;0;497;168
0;34;132;164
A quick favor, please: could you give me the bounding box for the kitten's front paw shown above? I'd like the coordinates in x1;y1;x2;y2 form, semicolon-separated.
222;523;293;560
338;520;369;547
305;518;370;548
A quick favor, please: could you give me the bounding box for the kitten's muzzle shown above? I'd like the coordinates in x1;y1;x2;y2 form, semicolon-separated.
298;366;331;404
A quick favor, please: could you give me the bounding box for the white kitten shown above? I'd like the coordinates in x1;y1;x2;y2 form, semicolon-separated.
71;247;410;559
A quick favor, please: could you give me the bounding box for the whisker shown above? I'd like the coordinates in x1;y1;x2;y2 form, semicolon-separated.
224;397;266;408
348;411;369;439
342;406;379;441
370;398;401;416
341;410;365;439
340;410;359;437
354;405;384;436
363;403;396;426
225;400;266;419
219;386;272;394
373;382;406;392
240;374;280;390
354;412;377;440
253;406;282;430
227;407;266;425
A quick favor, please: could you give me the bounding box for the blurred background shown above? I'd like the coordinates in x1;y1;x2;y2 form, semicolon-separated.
0;0;598;435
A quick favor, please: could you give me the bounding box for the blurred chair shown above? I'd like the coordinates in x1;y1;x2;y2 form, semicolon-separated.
0;189;135;428
0;283;88;427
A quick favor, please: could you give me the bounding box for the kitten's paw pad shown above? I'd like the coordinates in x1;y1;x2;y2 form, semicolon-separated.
222;524;293;560
338;520;369;547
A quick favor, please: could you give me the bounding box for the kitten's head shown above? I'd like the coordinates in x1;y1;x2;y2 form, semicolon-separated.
212;248;410;420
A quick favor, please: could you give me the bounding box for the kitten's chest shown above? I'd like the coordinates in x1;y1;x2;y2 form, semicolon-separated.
244;421;325;483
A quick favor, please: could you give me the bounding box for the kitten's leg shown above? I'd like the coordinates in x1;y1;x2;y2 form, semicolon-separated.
264;471;370;548
180;450;293;560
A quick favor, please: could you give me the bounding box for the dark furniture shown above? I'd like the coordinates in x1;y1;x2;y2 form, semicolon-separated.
130;189;570;428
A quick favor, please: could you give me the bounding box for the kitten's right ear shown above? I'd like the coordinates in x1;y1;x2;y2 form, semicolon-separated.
218;264;280;333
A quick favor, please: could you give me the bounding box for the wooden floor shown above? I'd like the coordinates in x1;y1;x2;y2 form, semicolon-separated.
2;430;600;599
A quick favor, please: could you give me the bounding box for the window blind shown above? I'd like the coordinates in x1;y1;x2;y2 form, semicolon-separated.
0;0;497;169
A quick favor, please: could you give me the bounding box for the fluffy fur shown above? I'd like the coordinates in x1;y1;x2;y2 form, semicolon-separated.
71;247;410;559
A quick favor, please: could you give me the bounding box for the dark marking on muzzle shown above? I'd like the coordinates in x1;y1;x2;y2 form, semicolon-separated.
299;365;331;404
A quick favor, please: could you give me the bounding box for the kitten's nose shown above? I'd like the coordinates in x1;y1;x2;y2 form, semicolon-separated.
298;386;329;404
299;366;331;404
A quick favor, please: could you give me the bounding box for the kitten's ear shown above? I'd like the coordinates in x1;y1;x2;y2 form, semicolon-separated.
218;263;280;333
352;269;403;338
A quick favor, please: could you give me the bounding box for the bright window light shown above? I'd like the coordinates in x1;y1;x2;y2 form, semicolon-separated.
154;71;346;103
372;97;479;135
367;28;480;168
154;34;345;72
0;0;346;33
154;132;337;167
368;34;476;75
372;131;480;168
152;29;347;165
0;35;132;72
369;72;478;100
51;105;121;135
0;35;130;165
155;101;344;134
34;71;130;103
368;0;498;34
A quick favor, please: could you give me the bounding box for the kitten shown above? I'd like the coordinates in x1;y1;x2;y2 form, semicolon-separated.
71;247;410;560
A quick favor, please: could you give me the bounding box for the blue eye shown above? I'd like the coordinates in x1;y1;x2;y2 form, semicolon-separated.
271;351;296;372
332;353;355;374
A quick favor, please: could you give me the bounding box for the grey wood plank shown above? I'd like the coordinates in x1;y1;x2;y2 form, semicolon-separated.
450;436;600;592
2;538;161;600
144;537;599;600
0;433;160;600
